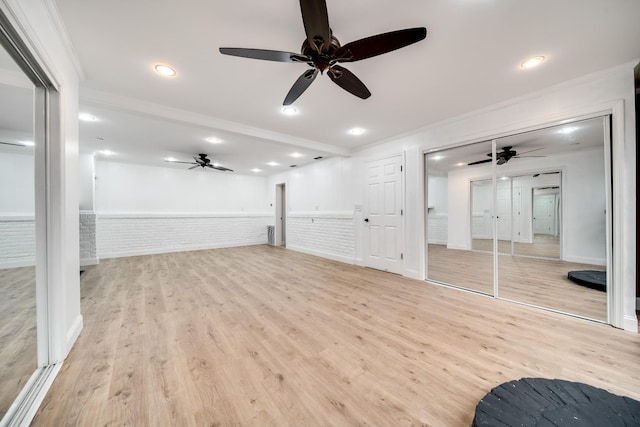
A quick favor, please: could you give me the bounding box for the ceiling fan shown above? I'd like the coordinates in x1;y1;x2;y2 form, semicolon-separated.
468;146;545;166
166;154;233;172
219;0;427;105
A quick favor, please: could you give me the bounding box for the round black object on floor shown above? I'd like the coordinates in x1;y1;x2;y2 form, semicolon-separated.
472;378;640;426
567;270;606;292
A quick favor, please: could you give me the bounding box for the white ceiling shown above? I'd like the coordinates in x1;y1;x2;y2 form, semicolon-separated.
1;0;639;174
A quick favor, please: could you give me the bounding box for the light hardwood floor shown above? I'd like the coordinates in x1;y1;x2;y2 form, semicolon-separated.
32;245;640;426
0;267;37;420
428;244;607;321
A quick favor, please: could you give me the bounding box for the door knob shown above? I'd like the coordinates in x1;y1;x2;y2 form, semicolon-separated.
364;218;369;222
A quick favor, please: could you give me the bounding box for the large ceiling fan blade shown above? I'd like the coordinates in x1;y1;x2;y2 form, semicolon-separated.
207;164;234;172
467;158;493;166
219;48;310;63
300;0;331;53
328;65;371;100
283;69;319;105
165;160;197;164
516;147;544;155
335;27;427;63
0;141;26;147
188;165;200;170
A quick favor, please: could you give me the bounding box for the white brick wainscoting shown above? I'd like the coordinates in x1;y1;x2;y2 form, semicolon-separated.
286;212;355;264
96;213;271;259
0;215;36;268
80;211;98;266
427;213;448;245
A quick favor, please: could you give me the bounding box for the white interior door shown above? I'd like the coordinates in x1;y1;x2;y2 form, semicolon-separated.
533;194;555;235
364;155;403;273
496;182;512;241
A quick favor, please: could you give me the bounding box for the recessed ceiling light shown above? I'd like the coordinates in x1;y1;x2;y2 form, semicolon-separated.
213;163;221;167
165;157;177;162
99;150;115;156
251;168;262;173
21;141;35;147
431;155;444;161
206;137;223;144
266;161;280;167
501;176;509;180
281;106;298;116
154;64;176;77
290;152;303;158
455;162;466;166
348;127;366;136
520;56;545;69
79;113;97;122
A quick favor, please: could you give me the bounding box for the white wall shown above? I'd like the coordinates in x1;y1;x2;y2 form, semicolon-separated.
96;160;268;213
266;157;358;264
272;62;637;331
94;161;271;258
1;0;84;360
78;153;94;211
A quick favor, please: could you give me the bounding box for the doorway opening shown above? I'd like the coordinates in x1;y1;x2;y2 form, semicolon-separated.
275;183;286;247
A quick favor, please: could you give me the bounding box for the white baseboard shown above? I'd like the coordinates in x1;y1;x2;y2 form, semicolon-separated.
403;268;422;280
80;257;99;267
427;240;448;246
286;244;355;265
623;314;638;333
563;255;607;266
0;259;35;269
65;314;83;355
99;241;268;259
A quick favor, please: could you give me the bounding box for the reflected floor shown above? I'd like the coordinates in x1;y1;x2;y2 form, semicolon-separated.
427;244;606;321
472;235;560;259
0;267;37;419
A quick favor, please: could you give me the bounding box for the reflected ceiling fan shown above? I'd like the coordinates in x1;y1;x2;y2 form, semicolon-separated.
219;0;427;105
0;141;29;147
468;146;545;166
166;154;233;172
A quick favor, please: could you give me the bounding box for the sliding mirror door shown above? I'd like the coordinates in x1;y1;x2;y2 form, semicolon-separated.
0;42;38;419
497;117;608;321
426;141;494;295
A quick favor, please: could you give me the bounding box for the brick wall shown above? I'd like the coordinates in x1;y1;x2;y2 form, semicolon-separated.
96;213;270;259
80;211;98;266
286;212;355;263
0;215;35;268
427;213;448;245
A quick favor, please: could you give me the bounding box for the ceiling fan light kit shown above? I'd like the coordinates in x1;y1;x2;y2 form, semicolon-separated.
219;0;427;105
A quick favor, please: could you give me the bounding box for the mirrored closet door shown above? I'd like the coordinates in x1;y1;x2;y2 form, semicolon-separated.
425;117;609;322
0;18;50;424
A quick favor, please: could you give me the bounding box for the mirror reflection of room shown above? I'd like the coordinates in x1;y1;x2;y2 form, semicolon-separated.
426;117;608;322
0;46;37;418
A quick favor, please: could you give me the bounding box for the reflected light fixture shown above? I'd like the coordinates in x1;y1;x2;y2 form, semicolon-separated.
251;168;262;173
21;141;35;147
348;127;366;136
520;56;545;69
266;161;280;166
99;150;115;156
281;106;298;116
455;162;466;166
431;155;444;161
206;137;223;144
154;64;176;77
79;113;97;122
164;157;177;162
290;152;303;158
558;126;578;135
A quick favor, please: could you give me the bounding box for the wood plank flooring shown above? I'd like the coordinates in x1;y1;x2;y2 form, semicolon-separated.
32;245;640;426
0;266;37;420
428;244;607;321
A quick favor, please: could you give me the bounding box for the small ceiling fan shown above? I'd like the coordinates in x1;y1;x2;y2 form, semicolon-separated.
166;154;233;172
468;146;545;166
219;0;427;105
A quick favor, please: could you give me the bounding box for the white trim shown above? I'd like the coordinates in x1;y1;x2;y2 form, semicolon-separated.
79;257;99;267
287;211;354;219
623;315;638;333
563;256;607;267
0;259;34;269
286;244;355;265
65;314;83;354
99;242;267;260
82;89;350;157
41;0;85;80
97;212;272;219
